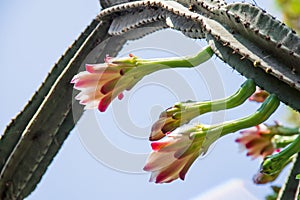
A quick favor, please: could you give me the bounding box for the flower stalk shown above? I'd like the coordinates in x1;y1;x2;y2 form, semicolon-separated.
150;79;256;140
207;94;280;138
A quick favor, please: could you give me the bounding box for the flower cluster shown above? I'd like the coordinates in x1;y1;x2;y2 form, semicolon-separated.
145;86;281;184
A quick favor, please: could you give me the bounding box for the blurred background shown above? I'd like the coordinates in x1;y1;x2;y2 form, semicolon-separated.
0;0;294;199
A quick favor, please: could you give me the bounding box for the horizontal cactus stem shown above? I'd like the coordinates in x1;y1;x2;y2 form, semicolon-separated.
166;13;206;39
100;0;137;9
220;3;300;57
174;0;223;18
97;0;207;39
108;7;166;36
200;15;300;91
214;11;300;90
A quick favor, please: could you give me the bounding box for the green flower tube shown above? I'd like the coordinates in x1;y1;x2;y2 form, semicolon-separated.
150;79;256;140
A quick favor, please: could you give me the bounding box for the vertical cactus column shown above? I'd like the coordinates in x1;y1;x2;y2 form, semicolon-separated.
0;18;115;199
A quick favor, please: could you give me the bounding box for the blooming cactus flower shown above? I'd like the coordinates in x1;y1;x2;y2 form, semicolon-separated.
71;54;170;112
71;55;138;111
235;124;275;158
144;124;208;183
72;46;214;112
248;86;269;103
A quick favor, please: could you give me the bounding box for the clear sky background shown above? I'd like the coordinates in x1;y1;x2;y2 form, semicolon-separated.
0;0;292;199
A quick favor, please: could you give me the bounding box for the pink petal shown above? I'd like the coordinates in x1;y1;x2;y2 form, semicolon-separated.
118;93;124;100
179;155;197;180
153;137;190;154
71;75;78;83
86;63;123;74
151;141;170;151
74;78;99;88
155;160;183;183
143;152;175;171
149;171;160;182
235;138;241;142
84;100;99;110
85;64;96;73
98;95;112;112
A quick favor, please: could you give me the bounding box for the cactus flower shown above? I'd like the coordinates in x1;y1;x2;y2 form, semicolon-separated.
150;102;197;141
235;124;275;158
72;46;214;112
144;125;207;183
252;171;280;184
71;55;140;111
248;86;269;103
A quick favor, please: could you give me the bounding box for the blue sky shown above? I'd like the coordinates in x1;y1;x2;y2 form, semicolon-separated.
0;0;290;199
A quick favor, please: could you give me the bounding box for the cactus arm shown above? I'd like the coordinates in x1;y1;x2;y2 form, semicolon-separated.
0;19;99;172
205;32;300;111
17;111;75;198
0;19;111;199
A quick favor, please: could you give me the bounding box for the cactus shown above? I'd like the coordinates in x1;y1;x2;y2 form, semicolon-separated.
1;0;299;199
